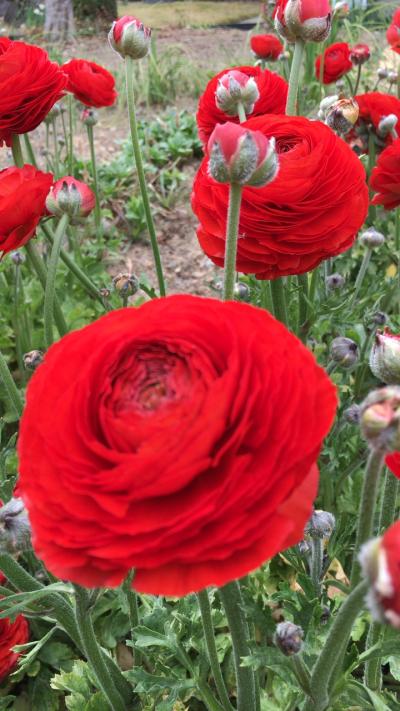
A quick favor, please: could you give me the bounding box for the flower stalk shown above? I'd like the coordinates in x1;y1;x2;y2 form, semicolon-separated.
0;348;23;417
44;213;70;347
223;183;243;300
270;278;289;326
286;38;306;116
197;590;235;711
219;581;257;711
125;55;166;296
86;124;103;237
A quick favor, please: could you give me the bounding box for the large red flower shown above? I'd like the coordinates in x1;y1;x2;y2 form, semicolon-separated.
196;65;288;144
0;165;53;256
18;295;337;596
0;38;67;146
62;59;117;108
315;42;352;84
370;139;400;210
0;612;29;682
347;92;400;153
250;34;283;60
387;8;400;54
192;115;369;279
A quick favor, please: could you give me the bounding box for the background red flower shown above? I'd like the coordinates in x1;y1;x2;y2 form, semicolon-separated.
387;8;400;53
370;139;400;209
0;165;53;256
315;42;352;83
0;612;29;682
0;38;67;146
196;65;288;144
62;58;117;108
250;34;283;60
192;114;369;279
18;295;336;597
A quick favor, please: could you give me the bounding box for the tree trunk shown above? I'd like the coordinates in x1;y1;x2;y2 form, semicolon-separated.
73;0;117;22
44;0;74;41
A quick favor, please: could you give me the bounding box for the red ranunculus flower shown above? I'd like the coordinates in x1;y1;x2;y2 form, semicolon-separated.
370;139;400;210
387;8;400;54
315;42;352;84
18;295;337;596
0;165;53;256
0;611;29;682
196;65;288;144
192;115;369;279
250;34;283;60
62;59;117;108
0;38;67;147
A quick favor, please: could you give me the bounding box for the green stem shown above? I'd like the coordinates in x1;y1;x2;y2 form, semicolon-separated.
223;183;243;300
318;41;326;101
41;223;110;310
364;470;399;690
350;449;385;586
219;581;257;711
125;56;166;297
310;538;323;598
52;117;60;179
290;654;311;695
23;134;38;168
86;124;103;238
74;586;127;711
0;348;23;417
270;278;288;326
285;38;305;116
237;102;247;123
68;93;74;176
11;133;24;167
297;272;308;341
25;241;68;338
259;280;273;312
122;571;142;666
350;248;371;306
309;581;368;711
353;63;362;96
344;72;355;96
197;590;234;711
44;214;69;347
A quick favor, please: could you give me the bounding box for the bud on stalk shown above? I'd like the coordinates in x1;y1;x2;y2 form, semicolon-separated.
360;522;400;628
274;622;304;655
274;0;332;43
208;122;278;187
215;71;259;121
109;16;151;60
325;97;359;135
46;177;95;220
370;329;400;384
360;386;400;452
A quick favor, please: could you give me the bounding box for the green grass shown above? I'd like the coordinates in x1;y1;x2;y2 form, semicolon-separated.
118;1;259;29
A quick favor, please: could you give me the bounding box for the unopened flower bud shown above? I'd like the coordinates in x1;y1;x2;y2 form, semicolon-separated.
332;1;349;16
46;177;95;220
274;0;332;44
372;312;388;327
23;350;44;371
234;282;250;301
81;108;98;126
304;509;336;539
360;523;400;628
335;79;345;91
326;272;345;290
320;606;331;624
389;71;398;84
370;329;400;384
360;227;385;249
44;102;61;124
377;67;389;80
330;336;359;367
10;251;25;265
112;272;139;296
343;403;360;424
325;97;359;135
359;386;400;451
109;16;151;60
99;287;111;299
274;622;304;655
350;43;370;66
0;498;31;554
318;94;338;120
377;114;398;138
208;122;279;187
215;70;259;118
